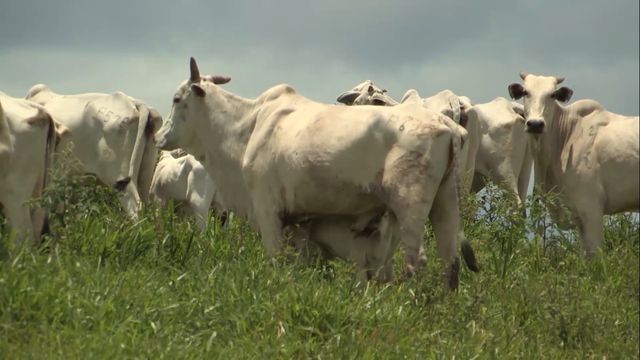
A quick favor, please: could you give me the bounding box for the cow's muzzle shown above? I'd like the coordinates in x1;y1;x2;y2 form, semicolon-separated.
525;119;545;134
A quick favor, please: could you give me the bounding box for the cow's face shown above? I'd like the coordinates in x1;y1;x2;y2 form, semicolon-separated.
155;80;197;151
508;72;573;134
155;58;231;151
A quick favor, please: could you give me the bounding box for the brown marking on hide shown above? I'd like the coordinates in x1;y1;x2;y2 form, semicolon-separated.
280;186;287;204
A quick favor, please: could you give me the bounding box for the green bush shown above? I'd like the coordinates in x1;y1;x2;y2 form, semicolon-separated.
0;175;638;359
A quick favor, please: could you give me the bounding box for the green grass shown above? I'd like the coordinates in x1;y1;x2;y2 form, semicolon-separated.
0;179;638;359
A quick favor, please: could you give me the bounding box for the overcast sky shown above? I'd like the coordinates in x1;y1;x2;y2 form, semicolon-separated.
1;1;638;117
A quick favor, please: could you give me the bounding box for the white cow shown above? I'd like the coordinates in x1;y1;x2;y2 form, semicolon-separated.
155;58;468;288
467;98;532;206
400;89;479;194
0;92;56;244
150;149;224;231
339;83;534;206
337;84;480;273
508;72;639;256
336;80;399;106
339;86;478;190
25;85;161;218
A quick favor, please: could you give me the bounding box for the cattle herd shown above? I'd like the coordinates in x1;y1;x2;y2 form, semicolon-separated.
1;57;638;289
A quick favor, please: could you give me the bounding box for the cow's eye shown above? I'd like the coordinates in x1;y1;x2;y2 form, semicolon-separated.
173;96;180;104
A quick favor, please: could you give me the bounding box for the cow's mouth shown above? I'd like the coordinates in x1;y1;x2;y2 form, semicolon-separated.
525;126;544;134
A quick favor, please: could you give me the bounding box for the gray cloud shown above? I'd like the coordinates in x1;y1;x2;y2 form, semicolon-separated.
1;0;637;116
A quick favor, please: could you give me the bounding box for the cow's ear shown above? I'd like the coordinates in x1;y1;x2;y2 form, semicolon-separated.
552;86;573;103
212;75;231;85
508;83;527;100
337;91;360;105
191;84;206;98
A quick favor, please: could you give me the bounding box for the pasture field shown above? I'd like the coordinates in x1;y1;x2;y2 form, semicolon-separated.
1;175;638;359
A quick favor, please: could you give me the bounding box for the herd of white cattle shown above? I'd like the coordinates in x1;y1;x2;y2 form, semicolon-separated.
1;57;638;289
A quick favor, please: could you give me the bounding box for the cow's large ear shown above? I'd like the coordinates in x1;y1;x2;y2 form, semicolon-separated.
552;86;573;103
212;75;231;85
337;91;360;105
191;84;206;97
370;93;393;106
508;83;526;100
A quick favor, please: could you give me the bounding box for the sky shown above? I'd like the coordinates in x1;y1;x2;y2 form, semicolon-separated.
1;0;638;117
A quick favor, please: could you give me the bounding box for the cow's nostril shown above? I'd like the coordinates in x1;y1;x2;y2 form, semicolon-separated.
526;119;545;134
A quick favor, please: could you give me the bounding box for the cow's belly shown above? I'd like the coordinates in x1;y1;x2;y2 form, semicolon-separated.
287;185;383;216
599;160;640;213
595;125;640;213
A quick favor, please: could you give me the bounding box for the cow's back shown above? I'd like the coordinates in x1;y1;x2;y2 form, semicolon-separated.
244;96;454;215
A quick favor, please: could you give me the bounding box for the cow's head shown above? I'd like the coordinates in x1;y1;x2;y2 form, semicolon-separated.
155;57;231;151
337;80;397;106
508;72;573;134
422;90;471;128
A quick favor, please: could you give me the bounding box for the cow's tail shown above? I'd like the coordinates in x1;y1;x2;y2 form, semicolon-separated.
39;110;57;238
127;104;150;192
443;123;479;273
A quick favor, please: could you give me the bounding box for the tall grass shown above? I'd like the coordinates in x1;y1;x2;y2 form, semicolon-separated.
0;178;638;359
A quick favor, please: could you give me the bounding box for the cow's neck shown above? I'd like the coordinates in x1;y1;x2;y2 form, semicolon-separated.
533;101;577;192
197;89;259;219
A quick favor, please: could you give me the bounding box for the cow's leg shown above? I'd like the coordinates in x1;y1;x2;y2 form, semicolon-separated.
429;171;462;290
389;189;435;276
2;196;33;245
188;191;210;232
367;212;398;282
471;172;488;193
253;201;284;258
517;153;533;210
576;207;604;259
118;182;142;219
137;142;158;204
30;174;46;245
191;203;209;232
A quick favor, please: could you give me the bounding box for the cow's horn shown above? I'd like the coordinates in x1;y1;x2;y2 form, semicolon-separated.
190;57;200;82
519;71;529;80
555;76;565;84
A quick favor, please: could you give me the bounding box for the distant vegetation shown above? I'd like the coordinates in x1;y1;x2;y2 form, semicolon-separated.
1;169;638;358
